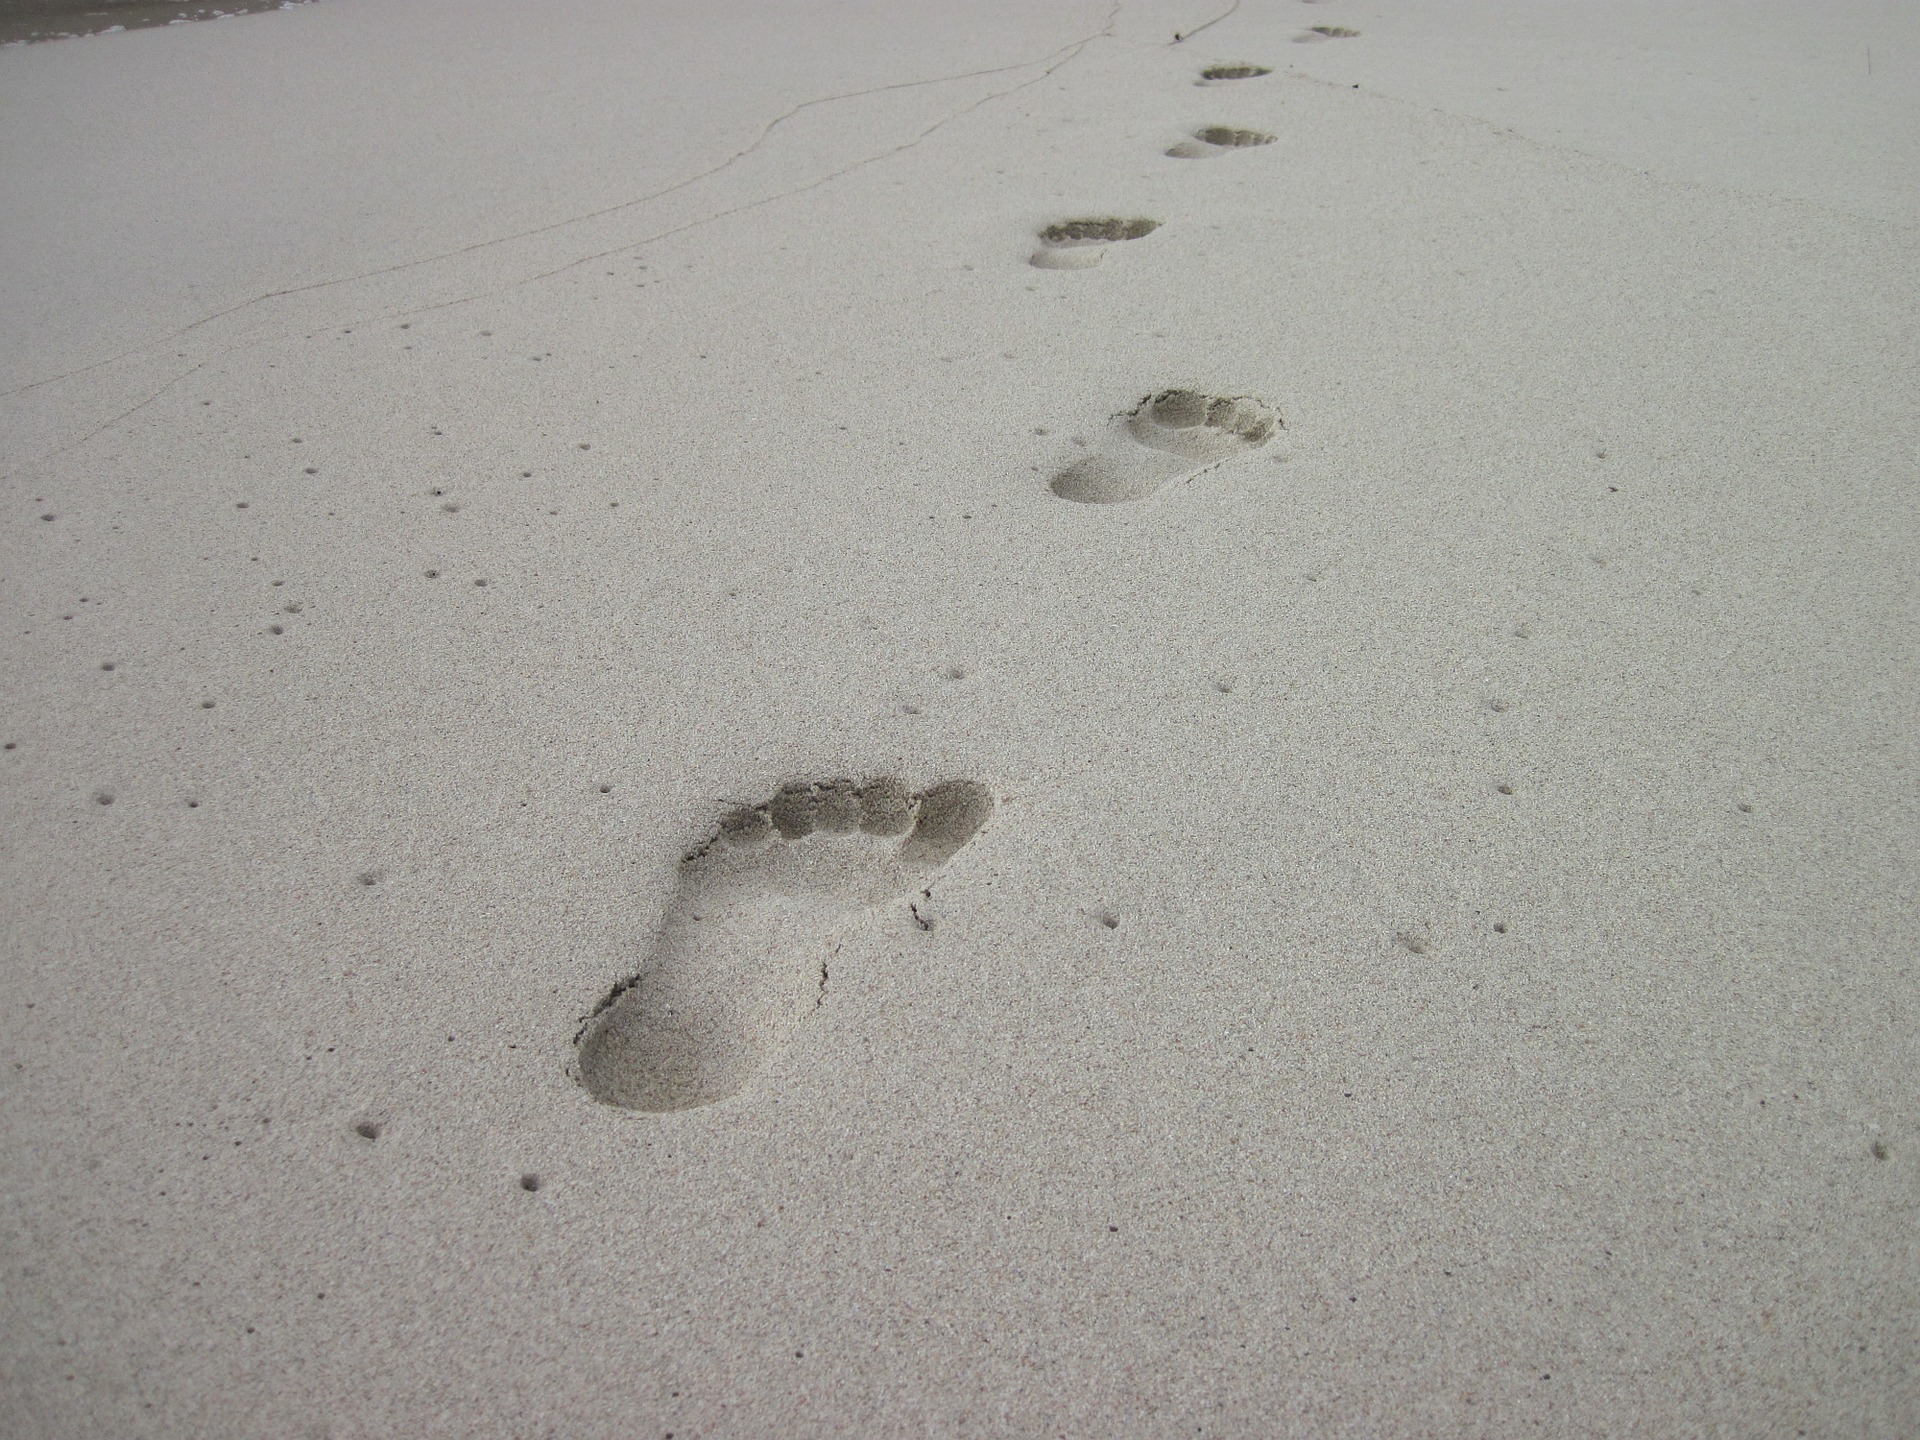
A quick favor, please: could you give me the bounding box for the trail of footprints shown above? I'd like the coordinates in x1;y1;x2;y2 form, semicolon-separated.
567;53;1310;1111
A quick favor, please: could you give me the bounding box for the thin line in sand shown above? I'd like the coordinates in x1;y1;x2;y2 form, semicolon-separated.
1;8;1118;410
3;4;1121;476
1170;0;1241;46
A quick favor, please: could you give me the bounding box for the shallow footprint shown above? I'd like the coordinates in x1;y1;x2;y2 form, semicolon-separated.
1294;26;1361;43
1030;217;1161;270
1166;125;1277;159
1051;390;1281;504
576;777;994;1112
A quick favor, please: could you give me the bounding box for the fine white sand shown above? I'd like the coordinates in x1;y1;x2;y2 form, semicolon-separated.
3;2;1916;1434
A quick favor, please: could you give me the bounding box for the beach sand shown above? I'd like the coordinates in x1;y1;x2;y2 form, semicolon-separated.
2;2;1915;1435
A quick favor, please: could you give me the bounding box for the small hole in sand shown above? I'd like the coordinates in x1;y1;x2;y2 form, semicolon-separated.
200;700;215;709
1493;922;1507;934
1496;783;1515;795
354;1121;382;1141
1737;802;1754;814
356;870;383;887
520;1173;541;1192
100;662;115;671
268;624;284;635
93;791;114;806
424;569;439;579
598;784;612;794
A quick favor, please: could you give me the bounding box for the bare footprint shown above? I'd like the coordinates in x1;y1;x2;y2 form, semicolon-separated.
1030;217;1161;270
575;777;994;1112
1051;390;1281;504
1197;63;1272;85
1166;126;1276;159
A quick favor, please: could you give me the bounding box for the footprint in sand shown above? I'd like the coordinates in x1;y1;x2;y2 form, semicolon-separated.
1051;390;1281;504
1166;126;1276;159
1030;217;1161;270
1294;26;1361;43
575;777;994;1112
1197;63;1272;85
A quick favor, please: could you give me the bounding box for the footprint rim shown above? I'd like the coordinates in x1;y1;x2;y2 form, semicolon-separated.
1166;126;1277;159
1194;125;1275;149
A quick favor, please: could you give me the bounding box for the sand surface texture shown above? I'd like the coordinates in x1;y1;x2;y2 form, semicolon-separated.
3;1;1916;1435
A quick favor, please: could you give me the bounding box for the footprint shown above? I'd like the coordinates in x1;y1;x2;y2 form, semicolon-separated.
1051;390;1281;504
1030;217;1161;270
575;777;995;1113
1197;63;1272;84
1166;125;1277;159
1294;26;1361;43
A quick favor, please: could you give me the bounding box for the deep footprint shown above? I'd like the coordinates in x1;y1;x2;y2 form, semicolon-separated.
1051;389;1281;504
1197;63;1272;84
575;777;994;1112
1030;217;1161;270
1167;126;1276;159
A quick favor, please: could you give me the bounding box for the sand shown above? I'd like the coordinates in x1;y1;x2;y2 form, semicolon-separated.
2;1;1916;1435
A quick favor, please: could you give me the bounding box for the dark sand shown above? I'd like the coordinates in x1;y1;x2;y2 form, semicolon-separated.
0;0;313;46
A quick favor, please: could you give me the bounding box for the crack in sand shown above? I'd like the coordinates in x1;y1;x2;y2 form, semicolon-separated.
1171;0;1241;46
1;4;1119;469
398;12;1119;324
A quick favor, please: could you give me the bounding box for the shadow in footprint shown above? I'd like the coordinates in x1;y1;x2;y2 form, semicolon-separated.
1052;390;1281;504
1030;217;1161;270
576;777;994;1113
1198;63;1272;84
1167;126;1277;159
